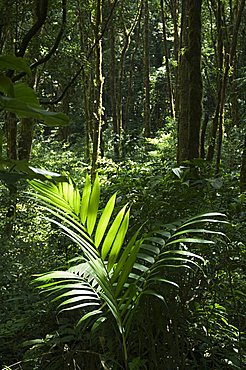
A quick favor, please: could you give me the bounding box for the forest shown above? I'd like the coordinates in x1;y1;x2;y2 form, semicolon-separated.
0;0;245;369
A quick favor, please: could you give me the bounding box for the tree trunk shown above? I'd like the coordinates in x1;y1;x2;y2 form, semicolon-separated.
240;135;246;193
18;118;34;160
124;3;143;136
200;113;209;159
207;0;245;166
187;0;203;160
143;0;151;138
109;6;119;160
170;0;180;116
77;0;93;163
91;0;104;180
177;0;189;163
160;0;175;119
6;113;17;160
177;0;203;163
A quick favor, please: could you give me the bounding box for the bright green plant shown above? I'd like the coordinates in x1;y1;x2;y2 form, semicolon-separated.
0;54;69;186
0;55;68;127
29;174;227;368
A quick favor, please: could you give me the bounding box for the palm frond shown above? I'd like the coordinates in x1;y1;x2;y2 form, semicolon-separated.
30;175;227;366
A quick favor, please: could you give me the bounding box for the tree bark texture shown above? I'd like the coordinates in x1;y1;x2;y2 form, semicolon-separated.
160;0;175;119
177;0;203;163
207;0;245;168
6;113;17;160
187;0;203;160
91;0;104;180
18;118;34;160
143;0;151;138
240;135;246;193
109;8;119;160
177;0;189;163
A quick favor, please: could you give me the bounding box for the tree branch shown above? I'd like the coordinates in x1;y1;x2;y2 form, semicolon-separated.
16;0;49;58
41;0;120;105
13;0;67;82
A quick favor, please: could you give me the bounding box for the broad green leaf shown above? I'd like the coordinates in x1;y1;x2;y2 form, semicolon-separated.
108;209;130;271
29;167;66;181
77;309;103;326
34;271;82;282
137;253;155;264
171;228;226;238
80;175;91;224
57;296;99;309
132;262;148;273
179;218;228;229
74;187;81;215
115;239;142;296
140;290;166;303
147;277;179;288
94;192;117;247
91;316;107;332
184;212;226;221
140;243;160;255
159;250;205;262
14;82;40;106
112;228;142;283
52;290;98;303
101;204;127;260
44;217;98;259
87;174;100;235
166;237;214;246
0;54;31;75
0;95;69;126
144;236;165;246
59;302;99;313
0;74;14;96
38;283;90;291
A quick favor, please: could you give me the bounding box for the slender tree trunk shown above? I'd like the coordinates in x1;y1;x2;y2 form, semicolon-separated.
160;0;175;119
187;0;203;160
177;0;203;163
91;0;104;180
230;63;240;127
240;135;246;193
200;113;209;159
143;0;151;138
170;0;180;116
0;127;3;158
59;92;70;142
18;75;36;161
109;5;119;160
18;118;34;160
6;113;17;160
124;3;143;135
77;0;93;162
207;0;245;167
177;0;189;162
116;1;142;156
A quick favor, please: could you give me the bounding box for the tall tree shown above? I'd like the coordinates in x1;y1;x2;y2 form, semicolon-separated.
91;0;104;179
207;0;245;172
177;0;203;163
160;0;175;119
143;0;151;138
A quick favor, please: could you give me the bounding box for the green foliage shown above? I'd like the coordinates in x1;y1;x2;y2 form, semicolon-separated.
0;55;69;186
0;159;67;186
29;174;227;368
0;55;69;127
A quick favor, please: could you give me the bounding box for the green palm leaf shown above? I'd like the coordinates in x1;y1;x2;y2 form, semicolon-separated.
80;174;91;224
30;174;227;367
94;192;117;247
